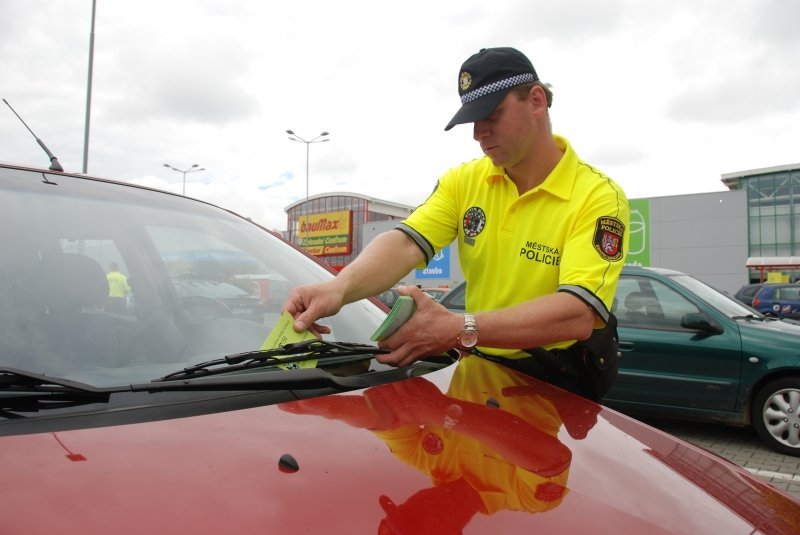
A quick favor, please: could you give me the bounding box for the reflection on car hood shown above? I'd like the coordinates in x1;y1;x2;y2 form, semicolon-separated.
738;316;800;335
1;356;798;534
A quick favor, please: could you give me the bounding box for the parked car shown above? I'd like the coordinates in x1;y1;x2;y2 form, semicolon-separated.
439;280;467;311
751;283;800;319
2;161;799;533
421;287;449;301
376;287;449;308
605;266;800;456
440;270;800;456
172;277;267;322
375;287;402;308
733;282;770;307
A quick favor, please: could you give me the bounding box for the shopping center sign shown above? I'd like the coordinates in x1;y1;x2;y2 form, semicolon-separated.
298;210;353;256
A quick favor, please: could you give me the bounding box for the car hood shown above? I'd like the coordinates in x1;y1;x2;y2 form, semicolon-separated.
1;356;798;535
738;316;800;352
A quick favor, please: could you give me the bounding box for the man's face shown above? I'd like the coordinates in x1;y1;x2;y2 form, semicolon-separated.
472;88;538;169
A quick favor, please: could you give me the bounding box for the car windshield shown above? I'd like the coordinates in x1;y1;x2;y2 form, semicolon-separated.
0;169;390;387
668;274;764;319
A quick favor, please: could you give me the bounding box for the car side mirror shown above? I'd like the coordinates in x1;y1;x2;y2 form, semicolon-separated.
681;313;723;335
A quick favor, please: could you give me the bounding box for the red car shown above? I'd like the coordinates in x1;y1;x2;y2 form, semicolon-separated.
1;161;799;534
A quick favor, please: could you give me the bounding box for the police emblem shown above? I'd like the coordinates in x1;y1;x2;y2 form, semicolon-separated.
459;71;472;92
593;216;625;261
463;206;486;237
463;206;486;246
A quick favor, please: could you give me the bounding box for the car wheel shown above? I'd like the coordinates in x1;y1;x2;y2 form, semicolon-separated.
752;377;800;456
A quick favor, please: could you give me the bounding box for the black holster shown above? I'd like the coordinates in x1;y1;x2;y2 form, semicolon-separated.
474;314;620;402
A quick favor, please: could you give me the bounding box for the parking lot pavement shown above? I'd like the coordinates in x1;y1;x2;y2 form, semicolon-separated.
642;417;800;501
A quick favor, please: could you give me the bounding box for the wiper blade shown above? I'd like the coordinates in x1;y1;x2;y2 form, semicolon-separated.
158;340;389;381
137;367;370;393
0;367;111;397
0;368;113;415
731;314;766;321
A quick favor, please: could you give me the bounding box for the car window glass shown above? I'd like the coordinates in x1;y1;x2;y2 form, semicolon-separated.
670;274;757;318
148;226;280;308
440;283;466;312
59;238;136;317
777;286;800;300
649;281;701;325
0;178;387;386
615;275;699;329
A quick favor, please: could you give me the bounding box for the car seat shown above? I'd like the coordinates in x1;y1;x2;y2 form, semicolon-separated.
24;253;127;369
622;292;651;324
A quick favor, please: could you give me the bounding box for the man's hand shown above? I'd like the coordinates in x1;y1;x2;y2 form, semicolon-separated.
376;285;463;367
281;281;343;334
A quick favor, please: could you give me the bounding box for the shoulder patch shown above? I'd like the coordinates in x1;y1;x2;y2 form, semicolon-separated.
593;216;625;261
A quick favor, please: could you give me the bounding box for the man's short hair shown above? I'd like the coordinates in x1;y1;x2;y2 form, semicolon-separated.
511;81;553;108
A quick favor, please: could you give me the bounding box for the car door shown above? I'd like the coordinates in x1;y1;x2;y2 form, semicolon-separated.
606;274;743;413
774;285;800;318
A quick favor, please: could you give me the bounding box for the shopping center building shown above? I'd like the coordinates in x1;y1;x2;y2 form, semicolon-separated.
284;163;800;294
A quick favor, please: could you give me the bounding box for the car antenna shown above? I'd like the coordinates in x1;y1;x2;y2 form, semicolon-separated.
3;98;64;172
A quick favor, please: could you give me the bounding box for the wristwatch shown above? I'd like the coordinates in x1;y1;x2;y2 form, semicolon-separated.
458;313;479;349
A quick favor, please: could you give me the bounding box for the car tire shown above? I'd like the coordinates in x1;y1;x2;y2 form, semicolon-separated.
752;377;800;456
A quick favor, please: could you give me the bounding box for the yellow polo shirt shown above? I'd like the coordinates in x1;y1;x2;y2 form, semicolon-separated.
397;135;629;353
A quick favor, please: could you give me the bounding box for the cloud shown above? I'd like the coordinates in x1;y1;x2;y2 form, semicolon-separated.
663;0;800;124
2;0;798;235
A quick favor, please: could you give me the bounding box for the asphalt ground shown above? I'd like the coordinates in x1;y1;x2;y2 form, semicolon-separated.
641;416;800;501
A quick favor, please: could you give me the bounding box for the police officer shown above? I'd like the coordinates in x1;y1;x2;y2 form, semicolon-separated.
283;47;630;400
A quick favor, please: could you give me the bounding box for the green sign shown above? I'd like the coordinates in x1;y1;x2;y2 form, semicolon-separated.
626;199;650;267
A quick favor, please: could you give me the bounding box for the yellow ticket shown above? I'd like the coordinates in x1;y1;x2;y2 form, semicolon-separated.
260;311;318;369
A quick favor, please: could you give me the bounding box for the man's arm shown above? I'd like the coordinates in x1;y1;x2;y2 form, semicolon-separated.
283;229;425;332
375;289;596;367
472;292;597;349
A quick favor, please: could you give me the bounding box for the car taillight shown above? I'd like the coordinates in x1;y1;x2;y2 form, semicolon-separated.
752;296;760;307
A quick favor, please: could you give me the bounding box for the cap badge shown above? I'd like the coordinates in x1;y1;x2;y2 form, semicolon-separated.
459;71;472;92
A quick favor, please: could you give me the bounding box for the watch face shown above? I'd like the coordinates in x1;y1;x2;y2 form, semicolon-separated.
460;330;479;348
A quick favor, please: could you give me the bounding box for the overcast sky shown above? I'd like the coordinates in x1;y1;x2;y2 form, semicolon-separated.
2;0;798;230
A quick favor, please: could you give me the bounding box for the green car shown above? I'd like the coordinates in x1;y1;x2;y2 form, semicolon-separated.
605;266;800;456
439;267;800;456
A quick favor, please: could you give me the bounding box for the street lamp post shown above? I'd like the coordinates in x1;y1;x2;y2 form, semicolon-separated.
163;163;205;196
287;130;330;252
286;130;330;201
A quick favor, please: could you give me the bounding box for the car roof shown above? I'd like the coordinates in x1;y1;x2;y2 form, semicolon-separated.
621;265;686;276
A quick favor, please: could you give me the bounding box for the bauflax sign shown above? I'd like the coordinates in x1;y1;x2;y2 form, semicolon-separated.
298;210;353;256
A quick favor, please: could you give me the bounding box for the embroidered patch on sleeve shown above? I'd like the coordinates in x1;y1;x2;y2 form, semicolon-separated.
593;216;625;261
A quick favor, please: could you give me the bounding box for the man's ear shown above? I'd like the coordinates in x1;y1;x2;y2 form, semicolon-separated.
529;85;549;112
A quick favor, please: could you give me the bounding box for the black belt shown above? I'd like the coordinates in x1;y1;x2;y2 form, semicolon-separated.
468;313;620;402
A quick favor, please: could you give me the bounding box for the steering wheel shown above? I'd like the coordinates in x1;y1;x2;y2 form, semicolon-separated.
121;296;233;364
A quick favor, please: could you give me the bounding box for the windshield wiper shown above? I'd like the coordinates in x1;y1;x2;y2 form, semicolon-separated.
0;368;113;415
731;314;767;321
157;340;389;381
0;367;111;397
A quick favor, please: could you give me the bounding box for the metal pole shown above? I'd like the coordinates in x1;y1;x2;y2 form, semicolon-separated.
286;130;329;250
82;0;97;174
305;142;310;201
163;163;204;196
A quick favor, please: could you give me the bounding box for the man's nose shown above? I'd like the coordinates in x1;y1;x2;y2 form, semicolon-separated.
473;120;489;141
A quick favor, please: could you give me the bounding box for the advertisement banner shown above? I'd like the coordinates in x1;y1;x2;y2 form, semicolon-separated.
298;210;353;256
416;247;451;279
626;199;650;267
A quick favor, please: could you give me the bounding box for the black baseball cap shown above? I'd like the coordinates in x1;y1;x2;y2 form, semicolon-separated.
444;47;539;131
